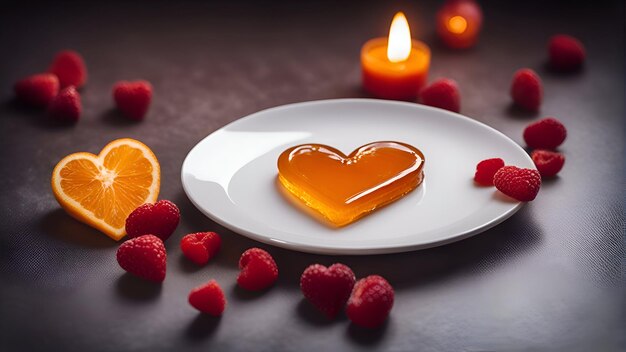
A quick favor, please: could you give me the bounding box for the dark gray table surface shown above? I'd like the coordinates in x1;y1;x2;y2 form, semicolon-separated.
1;1;624;351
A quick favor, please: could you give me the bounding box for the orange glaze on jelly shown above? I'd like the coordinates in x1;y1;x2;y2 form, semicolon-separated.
277;141;425;227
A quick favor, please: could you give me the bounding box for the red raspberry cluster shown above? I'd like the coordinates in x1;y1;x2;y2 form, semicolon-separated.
117;201;393;327
116;199;279;317
417;34;585;116
524;118;567;177
473;117;566;200
475;160;542;202
300;263;394;328
468;33;581;199
14;49;152;123
510;34;585;112
506;35;574;178
14;51;85;122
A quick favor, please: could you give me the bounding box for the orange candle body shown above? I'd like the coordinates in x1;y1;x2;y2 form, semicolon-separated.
361;38;431;101
436;0;483;49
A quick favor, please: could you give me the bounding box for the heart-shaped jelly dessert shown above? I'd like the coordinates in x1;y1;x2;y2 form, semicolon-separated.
277;141;425;227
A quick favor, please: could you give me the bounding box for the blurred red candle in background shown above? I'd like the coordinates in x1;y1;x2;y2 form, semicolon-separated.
437;0;483;49
361;12;431;100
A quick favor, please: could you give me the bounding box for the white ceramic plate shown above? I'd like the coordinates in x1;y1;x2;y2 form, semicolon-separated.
181;99;533;255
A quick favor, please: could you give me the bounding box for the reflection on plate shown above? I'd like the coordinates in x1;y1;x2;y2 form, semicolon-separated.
181;99;533;255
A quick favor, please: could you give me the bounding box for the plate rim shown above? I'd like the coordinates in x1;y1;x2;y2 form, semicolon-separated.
181;98;531;255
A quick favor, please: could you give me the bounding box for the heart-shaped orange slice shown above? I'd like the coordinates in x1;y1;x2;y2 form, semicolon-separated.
277;141;424;226
51;138;160;240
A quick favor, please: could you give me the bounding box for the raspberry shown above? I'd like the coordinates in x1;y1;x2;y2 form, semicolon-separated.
346;275;394;329
523;117;567;149
237;248;278;291
48;86;81;123
531;150;565;178
549;34;585;72
188;280;226;316
14;73;59;107
116;234;166;282
474;158;505;186
419;78;461;113
493;166;541;202
510;68;543;111
48;50;87;89
300;263;356;319
125;200;180;241
113;80;153;120
180;232;221;265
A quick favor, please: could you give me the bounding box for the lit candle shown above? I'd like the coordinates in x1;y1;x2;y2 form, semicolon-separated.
436;0;483;49
361;12;431;101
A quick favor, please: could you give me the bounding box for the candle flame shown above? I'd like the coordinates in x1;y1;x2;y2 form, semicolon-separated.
387;12;412;63
447;16;467;34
